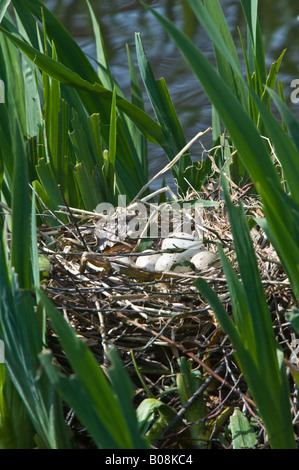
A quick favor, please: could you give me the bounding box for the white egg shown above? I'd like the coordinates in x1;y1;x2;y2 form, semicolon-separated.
191;251;221;270
155;246;200;272
135;250;160;270
161;232;202;251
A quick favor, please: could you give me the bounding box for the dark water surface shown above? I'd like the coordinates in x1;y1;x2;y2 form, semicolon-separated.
43;1;299;178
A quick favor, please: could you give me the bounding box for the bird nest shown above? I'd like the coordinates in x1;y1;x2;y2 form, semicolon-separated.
38;179;298;448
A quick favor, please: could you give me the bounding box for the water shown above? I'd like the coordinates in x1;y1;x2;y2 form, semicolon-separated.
43;0;299;180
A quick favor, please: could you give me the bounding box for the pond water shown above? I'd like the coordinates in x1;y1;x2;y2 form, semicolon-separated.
43;0;299;180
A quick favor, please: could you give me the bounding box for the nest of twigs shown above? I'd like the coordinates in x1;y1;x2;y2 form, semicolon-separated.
38;178;298;449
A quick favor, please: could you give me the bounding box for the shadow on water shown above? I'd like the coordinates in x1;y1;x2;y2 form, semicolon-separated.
44;0;299;180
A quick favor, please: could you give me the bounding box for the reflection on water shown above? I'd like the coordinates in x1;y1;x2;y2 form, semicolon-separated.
43;0;299;177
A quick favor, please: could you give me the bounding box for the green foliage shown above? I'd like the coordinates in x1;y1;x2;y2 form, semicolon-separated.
0;0;201;214
1;0;298;449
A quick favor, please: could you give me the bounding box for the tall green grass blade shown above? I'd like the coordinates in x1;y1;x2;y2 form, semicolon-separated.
0;19;27;135
203;0;247;108
238;27;257;120
216;244;255;353
14;10;43;137
108;87;117;177
195;277;242;350
240;0;267;93
86;0;113;91
126;43;148;177
185;0;246;106
107;348;148;449
248;88;299;204
135;32;186;154
87;0;141;168
30;191;39;290
13;0;99;83
0;24;167;148
220;177;278;370
45;44;61;175
74;161;98;211
229;408;256;449
30;190;47;344
135;32;193;190
10;121;30;289
267;87;299;153
255;50;286;134
261;50;286;107
70;110;97;173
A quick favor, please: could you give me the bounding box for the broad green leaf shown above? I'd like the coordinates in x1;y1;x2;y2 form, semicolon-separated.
0;0;10;24
136;398;178;437
229;408;256;449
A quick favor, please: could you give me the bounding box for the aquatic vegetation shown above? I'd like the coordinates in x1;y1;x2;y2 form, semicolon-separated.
0;0;298;449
